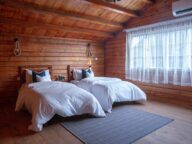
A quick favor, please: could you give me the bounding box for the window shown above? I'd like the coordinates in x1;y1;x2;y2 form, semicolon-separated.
126;16;192;86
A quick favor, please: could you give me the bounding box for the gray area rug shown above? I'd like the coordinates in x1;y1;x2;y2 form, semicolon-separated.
61;106;173;144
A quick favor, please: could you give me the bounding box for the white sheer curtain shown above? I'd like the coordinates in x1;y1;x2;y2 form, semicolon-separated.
126;16;192;86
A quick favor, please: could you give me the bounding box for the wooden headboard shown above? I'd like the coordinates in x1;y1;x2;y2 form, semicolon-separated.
67;65;89;82
18;65;52;84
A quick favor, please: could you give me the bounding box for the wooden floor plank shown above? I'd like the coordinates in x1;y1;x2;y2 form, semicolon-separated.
0;101;192;144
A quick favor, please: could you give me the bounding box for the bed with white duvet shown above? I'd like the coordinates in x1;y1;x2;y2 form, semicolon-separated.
15;81;105;132
72;77;147;112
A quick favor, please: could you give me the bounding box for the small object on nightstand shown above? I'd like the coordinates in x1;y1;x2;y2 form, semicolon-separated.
56;75;65;82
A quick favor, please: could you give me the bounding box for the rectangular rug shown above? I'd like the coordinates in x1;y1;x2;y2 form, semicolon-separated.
61;106;173;144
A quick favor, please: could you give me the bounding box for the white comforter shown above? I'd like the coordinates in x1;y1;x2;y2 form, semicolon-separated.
75;77;147;112
15;81;105;132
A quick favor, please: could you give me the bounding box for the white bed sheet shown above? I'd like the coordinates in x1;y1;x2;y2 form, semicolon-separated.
15;81;105;132
74;77;147;112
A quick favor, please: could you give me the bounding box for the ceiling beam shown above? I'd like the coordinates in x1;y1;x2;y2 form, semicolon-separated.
84;0;139;17
1;32;105;43
0;0;123;29
142;0;155;4
0;17;114;38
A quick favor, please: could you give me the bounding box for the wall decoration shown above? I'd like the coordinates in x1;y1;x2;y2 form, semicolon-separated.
13;38;21;56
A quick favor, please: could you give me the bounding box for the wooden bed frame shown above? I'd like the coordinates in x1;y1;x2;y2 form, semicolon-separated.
67;65;89;82
18;65;52;84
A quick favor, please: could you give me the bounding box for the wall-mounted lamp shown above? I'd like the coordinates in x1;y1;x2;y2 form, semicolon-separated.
14;38;21;56
87;43;92;68
87;43;92;57
86;43;98;68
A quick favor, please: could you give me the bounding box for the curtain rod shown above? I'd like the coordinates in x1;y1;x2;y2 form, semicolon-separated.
124;15;192;33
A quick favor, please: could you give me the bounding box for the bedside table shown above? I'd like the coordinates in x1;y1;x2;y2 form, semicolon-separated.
55;75;65;82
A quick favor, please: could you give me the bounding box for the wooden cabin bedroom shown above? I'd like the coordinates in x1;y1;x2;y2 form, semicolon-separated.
0;0;192;143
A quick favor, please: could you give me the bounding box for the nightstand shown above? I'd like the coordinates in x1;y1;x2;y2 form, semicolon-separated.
55;75;65;82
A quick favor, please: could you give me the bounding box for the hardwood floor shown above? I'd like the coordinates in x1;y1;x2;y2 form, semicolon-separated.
0;101;192;144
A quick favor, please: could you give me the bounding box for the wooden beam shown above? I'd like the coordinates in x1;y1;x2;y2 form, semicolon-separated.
0;17;114;38
0;0;123;29
0;0;4;4
1;32;105;43
142;0;155;4
84;0;139;17
0;31;104;42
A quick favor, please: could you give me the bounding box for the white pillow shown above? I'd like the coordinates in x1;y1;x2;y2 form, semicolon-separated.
25;69;51;83
73;69;82;80
86;69;94;78
36;70;51;82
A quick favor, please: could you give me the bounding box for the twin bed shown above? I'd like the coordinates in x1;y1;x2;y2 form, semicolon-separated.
16;65;146;132
68;65;146;113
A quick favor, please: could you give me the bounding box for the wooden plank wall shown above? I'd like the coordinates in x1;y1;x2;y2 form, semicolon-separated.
0;35;104;103
105;0;192;109
105;32;126;79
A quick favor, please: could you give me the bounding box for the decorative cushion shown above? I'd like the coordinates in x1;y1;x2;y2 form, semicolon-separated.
36;75;51;82
25;69;51;83
32;71;45;82
86;68;94;78
82;68;94;78
82;69;87;78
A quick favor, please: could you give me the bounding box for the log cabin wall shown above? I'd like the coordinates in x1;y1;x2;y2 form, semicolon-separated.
1;0;191;107
0;0;153;103
0;35;104;103
105;0;192;109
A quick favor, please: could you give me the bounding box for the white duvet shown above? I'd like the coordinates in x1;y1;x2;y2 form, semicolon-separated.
15;81;105;132
75;77;147;112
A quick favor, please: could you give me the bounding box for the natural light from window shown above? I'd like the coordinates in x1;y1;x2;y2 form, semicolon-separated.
126;16;192;86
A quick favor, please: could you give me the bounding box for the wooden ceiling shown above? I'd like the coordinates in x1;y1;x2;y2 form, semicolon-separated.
0;0;155;41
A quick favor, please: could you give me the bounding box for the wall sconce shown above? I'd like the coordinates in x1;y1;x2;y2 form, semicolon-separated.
87;43;92;68
88;58;92;68
86;43;98;68
87;43;92;57
14;38;21;56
